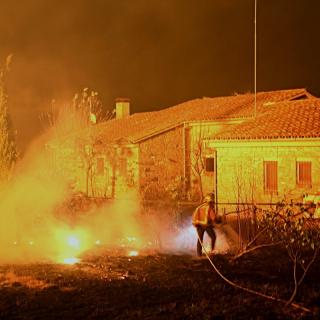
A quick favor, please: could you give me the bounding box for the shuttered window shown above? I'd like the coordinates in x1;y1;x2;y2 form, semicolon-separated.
264;161;278;193
296;161;312;188
205;157;215;173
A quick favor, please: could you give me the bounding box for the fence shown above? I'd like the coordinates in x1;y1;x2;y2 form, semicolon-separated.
217;203;275;251
174;201;282;251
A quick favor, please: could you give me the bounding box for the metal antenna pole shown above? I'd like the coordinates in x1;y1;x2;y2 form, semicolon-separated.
254;0;257;118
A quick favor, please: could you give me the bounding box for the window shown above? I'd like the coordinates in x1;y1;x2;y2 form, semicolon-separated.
264;161;278;193
296;161;312;188
96;158;105;176
205;157;215;173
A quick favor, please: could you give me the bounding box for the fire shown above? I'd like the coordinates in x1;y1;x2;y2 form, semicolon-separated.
0;94;144;264
62;257;80;265
128;250;139;257
53;228;91;264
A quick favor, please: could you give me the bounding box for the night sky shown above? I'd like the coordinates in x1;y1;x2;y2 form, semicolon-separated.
0;0;319;150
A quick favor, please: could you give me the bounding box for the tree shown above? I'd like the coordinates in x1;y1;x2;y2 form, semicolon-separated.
0;55;17;182
190;123;211;201
40;88;113;139
41;88;114;197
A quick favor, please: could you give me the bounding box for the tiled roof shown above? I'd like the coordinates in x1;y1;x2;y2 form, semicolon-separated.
211;98;320;140
90;88;314;144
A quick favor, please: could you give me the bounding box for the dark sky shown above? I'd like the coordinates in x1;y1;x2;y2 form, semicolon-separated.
0;0;319;150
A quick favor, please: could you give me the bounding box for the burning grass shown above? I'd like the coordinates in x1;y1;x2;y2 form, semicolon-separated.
0;271;51;290
0;246;319;319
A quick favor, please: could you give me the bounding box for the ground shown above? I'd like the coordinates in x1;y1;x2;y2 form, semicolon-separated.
0;246;319;320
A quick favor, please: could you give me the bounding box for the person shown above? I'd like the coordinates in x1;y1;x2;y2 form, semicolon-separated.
192;193;219;257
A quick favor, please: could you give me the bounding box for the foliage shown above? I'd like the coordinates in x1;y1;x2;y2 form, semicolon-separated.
40;88;114;138
0;56;17;182
262;202;320;304
43;88;114;196
263;202;320;253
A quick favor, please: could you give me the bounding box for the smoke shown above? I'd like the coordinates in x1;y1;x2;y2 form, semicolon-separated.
149;217;232;255
0;136;69;262
0;92;234;263
0;97;146;263
0;134;146;263
171;224;231;255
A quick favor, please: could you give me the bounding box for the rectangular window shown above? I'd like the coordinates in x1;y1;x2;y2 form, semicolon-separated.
296;161;312;188
96;158;105;176
264;161;278;193
205;157;215;173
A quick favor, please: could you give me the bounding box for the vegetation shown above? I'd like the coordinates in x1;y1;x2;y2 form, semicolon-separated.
40;88;113;138
222;201;320;311
0;55;17;182
41;88;114;197
262;202;320;305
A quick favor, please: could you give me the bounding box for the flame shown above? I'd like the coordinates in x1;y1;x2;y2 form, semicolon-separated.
62;257;80;265
52;227;91;264
128;250;139;257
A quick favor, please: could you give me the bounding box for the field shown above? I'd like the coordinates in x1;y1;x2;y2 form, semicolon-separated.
0;246;319;320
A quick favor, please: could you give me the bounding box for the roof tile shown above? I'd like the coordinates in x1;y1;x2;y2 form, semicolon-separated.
91;88;315;143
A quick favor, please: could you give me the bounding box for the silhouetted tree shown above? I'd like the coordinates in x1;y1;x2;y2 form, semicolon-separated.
41;88;114;197
0;55;17;181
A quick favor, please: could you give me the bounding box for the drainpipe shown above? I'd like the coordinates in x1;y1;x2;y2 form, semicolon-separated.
214;150;218;214
182;122;186;180
182;122;188;199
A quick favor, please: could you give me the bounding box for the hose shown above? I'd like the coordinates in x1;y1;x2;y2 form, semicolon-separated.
196;231;311;313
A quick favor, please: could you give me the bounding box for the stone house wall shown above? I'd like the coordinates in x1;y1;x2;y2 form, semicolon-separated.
186;121;243;199
47;140;139;198
49;123;320;206
138;126;184;200
205;140;320;209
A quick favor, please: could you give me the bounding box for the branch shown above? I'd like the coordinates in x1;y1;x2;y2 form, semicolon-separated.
197;234;311;313
298;248;319;287
232;241;282;261
286;255;298;306
245;226;267;248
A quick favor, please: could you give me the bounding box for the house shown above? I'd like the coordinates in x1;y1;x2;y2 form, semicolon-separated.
205;96;320;207
48;89;320;208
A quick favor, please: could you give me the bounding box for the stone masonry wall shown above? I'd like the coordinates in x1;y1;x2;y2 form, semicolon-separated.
210;141;320;205
139;127;184;200
47;141;139;198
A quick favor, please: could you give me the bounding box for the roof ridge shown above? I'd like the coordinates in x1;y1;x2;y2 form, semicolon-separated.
74;88;317;145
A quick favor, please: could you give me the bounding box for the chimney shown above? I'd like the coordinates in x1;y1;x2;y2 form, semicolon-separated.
115;98;130;119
